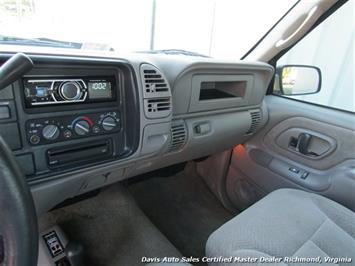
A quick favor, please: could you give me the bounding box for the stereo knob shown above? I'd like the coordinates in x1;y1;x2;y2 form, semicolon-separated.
74;120;90;136
102;116;117;131
60;81;82;100
42;125;60;140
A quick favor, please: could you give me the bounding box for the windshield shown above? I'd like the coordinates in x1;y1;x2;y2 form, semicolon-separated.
0;0;297;59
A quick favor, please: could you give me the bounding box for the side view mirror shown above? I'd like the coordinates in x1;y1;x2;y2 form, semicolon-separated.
276;65;322;95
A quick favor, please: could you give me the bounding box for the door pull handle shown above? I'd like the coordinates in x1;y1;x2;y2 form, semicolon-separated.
296;133;319;157
297;133;312;154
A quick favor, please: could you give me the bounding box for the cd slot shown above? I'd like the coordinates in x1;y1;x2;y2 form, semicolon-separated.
47;139;112;168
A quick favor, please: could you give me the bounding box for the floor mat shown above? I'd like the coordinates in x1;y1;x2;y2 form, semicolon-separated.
39;184;181;266
128;162;234;265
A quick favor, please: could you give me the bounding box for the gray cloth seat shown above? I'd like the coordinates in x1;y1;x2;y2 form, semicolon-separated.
206;189;355;265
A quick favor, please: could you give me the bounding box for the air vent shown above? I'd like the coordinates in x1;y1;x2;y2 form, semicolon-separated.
141;64;172;119
246;110;262;135
141;64;171;98
144;98;171;119
167;121;187;153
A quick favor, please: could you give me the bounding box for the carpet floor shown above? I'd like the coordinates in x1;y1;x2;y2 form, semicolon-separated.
128;162;234;265
39;184;181;266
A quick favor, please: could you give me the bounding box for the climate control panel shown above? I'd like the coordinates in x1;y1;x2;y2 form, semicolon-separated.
26;111;121;145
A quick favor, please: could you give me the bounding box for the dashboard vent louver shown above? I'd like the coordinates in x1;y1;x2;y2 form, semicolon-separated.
141;64;171;98
246;110;262;135
167;120;187;153
144;98;171;118
141;64;172;119
143;69;169;93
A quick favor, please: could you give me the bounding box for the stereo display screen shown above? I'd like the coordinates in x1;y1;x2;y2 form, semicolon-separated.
88;81;112;99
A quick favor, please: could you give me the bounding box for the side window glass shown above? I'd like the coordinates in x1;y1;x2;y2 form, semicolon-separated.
274;1;354;112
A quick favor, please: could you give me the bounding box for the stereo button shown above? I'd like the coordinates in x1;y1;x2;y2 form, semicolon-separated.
29;135;41;145
92;126;100;134
42;125;60;140
63;130;72;139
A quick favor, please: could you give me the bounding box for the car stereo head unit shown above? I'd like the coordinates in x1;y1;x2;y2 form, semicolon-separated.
23;76;117;107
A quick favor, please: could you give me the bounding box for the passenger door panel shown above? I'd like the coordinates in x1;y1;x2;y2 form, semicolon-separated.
227;95;355;211
264;116;351;169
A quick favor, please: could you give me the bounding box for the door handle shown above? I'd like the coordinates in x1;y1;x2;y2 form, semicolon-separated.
289;133;319;157
297;133;312;155
283;128;336;158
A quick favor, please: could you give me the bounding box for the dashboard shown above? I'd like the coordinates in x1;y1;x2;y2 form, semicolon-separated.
0;52;273;214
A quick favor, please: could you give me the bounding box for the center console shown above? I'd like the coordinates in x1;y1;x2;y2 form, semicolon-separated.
0;57;140;181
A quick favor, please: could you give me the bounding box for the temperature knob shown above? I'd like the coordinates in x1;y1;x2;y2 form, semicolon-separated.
74;120;90;136
42;125;60;140
102;116;117;131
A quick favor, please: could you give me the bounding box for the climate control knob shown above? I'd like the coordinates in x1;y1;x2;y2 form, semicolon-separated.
74;120;90;136
60;81;82;100
102;116;117;131
42;125;60;140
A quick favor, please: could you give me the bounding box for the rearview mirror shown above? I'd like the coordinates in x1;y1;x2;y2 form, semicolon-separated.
277;65;321;95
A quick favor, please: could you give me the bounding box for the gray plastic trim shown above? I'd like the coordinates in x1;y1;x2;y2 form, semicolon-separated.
127;111;252;178
20;53;273;215
140;122;171;156
268;157;331;191
170;62;274;115
189;74;253;112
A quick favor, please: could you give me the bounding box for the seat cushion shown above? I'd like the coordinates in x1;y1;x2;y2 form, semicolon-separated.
206;189;355;265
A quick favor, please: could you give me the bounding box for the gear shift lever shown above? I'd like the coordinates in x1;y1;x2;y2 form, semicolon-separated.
0;53;33;90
